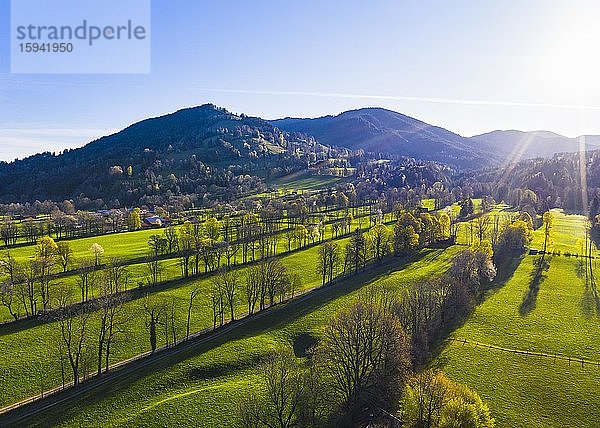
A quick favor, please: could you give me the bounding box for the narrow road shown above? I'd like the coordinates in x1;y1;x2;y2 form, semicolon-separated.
0;252;413;426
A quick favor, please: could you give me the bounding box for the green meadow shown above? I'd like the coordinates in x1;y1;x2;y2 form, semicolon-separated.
439;210;600;427
4;204;595;428
0;234;357;407
26;247;462;427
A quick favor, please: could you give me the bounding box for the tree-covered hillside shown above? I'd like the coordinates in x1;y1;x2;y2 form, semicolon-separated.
0;104;326;208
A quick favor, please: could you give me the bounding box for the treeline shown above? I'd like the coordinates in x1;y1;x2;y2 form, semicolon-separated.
238;240;497;427
236;208;537;427
454;149;600;214
0;203;474;398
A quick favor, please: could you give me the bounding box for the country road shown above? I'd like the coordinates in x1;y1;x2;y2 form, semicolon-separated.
0;254;397;426
0;290;300;426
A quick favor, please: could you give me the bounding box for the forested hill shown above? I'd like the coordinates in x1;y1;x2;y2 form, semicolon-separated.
0;104;322;207
463;149;600;213
272;107;500;169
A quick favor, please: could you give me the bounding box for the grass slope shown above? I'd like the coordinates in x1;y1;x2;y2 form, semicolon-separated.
26;247;462;427
0;235;357;407
439;210;600;427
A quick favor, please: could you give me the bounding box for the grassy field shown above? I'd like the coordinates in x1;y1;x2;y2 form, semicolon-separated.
0;210;385;322
0;234;359;407
438;210;600;427
441;342;600;428
26;246;463;427
530;209;589;255
9;203;593;427
269;172;346;191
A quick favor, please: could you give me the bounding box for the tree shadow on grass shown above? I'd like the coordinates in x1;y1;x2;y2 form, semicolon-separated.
1;250;438;427
577;258;600;319
428;254;523;365
519;255;550;316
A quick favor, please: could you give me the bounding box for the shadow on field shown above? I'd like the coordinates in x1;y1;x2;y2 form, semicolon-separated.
3;249;439;427
188;354;264;381
479;254;523;300
431;254;523;368
519;256;551;316
577;259;600;319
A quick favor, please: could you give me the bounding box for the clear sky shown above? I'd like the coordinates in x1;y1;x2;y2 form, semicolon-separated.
2;0;600;161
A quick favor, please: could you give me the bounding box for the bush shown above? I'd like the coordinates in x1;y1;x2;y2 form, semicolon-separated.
401;370;494;428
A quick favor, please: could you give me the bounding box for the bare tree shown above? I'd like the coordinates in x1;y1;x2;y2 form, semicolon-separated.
473;216;491;244
210;280;225;329
22;260;38;316
164;226;179;254
96;270;129;375
317;241;340;287
239;350;305;428
186;286;201;339
143;296;166;353
212;267;238;321
145;256;164;287
223;242;239;267
259;259;291;308
245;264;261;315
104;259;129;294
55;287;92;387
213;267;238;321
315;287;411;418
0;252;23;320
167;297;178;346
77;258;96;303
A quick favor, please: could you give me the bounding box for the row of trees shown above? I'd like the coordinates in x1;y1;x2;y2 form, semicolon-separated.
22;206;509;406
239;255;496;428
0;237;105;320
54;261;129;387
315;210;452;288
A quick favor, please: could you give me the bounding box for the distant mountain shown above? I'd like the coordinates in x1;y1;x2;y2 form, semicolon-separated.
272;108;500;169
0;104;315;206
469;130;600;159
3;103;600;208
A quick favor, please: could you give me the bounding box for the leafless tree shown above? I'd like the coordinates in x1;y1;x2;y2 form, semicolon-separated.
143;296;166;353
77;258;96;303
0;252;23;320
239;350;305;428
245;264;261;315
315;287;411;417
55;287;92;387
210;280;225;329
22;260;38;316
213;267;238;321
317;241;340;287
186;286;201;339
164;226;179;254
145;256;164;286
96;270;129;375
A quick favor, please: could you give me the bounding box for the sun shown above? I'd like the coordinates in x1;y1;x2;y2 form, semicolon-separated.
540;19;600;98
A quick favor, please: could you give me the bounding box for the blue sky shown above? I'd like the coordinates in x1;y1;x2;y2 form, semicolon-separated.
2;0;600;161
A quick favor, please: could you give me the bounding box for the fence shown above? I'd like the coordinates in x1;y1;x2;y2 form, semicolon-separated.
448;337;600;368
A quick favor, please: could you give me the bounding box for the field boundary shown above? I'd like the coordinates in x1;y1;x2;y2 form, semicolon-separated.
448;337;600;367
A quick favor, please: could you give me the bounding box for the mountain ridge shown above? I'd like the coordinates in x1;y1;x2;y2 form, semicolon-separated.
470;129;600;158
272;107;498;169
